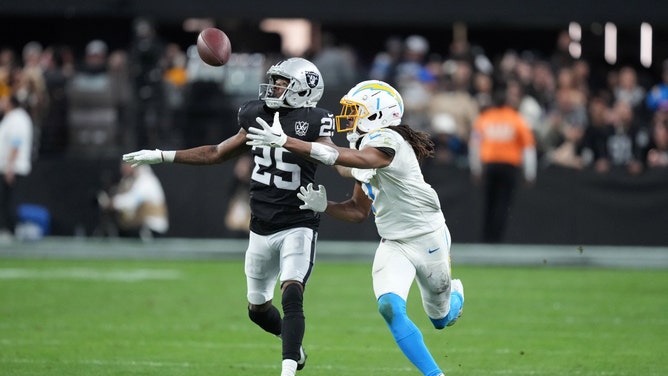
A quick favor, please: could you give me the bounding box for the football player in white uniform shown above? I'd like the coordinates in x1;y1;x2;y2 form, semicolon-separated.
124;58;336;376
247;80;464;376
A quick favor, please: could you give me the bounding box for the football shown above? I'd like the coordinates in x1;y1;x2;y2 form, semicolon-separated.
196;28;232;66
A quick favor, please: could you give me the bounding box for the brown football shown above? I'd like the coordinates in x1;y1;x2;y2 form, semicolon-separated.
196;28;232;66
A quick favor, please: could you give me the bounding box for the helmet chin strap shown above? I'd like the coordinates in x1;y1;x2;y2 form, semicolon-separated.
346;130;360;148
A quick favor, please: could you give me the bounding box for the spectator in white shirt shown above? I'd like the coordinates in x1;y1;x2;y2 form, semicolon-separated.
97;161;168;241
0;95;33;239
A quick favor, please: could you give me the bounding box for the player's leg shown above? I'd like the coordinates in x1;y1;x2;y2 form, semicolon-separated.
374;240;443;376
413;225;464;329
277;227;316;376
245;230;282;335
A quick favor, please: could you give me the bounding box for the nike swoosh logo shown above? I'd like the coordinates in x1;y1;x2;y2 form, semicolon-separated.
428;247;440;254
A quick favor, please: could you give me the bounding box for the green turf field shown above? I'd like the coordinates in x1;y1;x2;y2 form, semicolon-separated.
1;258;666;375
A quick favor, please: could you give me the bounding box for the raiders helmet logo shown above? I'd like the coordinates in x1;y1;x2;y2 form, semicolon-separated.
305;71;319;88
294;121;309;136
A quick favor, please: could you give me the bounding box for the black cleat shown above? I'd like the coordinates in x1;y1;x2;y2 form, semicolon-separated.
297;346;307;371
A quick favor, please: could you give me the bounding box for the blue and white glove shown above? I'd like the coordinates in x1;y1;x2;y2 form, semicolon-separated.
122;149;174;168
246;112;287;147
297;183;328;212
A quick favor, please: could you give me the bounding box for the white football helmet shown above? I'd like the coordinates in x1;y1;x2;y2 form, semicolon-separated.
259;58;324;109
335;80;404;133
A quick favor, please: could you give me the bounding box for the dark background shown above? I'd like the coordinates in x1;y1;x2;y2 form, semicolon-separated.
2;0;668;68
2;1;667;245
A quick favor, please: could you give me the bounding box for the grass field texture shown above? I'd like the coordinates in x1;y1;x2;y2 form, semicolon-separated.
1;258;666;375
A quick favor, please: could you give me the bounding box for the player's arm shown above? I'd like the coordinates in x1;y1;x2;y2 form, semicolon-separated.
284;136;392;169
298;182;371;223
123;128;250;167
324;182;372;223
247;112;391;169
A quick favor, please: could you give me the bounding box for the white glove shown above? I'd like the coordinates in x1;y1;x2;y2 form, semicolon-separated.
346;131;360;149
123;149;167;168
297;183;328;212
246;112;287;147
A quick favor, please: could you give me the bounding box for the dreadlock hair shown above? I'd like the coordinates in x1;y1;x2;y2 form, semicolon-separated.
387;124;435;162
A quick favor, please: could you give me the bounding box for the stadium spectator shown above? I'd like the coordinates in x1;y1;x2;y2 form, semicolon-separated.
96;161;168;240
645;59;668;115
571;59;593;99
603;100;651;175
527;59;557;113
123;57;332;376
550;30;576;70
537;68;588;156
0;49;15;105
469;82;537;243
66;39;119;156
107;49;134;151
613;66;648;122
15;41;49;136
582;95;615;173
223;154;252;236
311;32;359;100
472;70;494;111
428;59;478;147
39;45;73;154
369;35;403;87
161;43;188;147
646;110;668;168
0;95;33;242
246;79;465;376
128;17;167;149
539;84;588;168
393;35;435;133
426;59;478;165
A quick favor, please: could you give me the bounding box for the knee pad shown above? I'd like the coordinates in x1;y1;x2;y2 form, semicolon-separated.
247;292;267;306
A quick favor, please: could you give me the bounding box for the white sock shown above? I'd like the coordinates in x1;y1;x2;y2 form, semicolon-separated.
280;359;298;376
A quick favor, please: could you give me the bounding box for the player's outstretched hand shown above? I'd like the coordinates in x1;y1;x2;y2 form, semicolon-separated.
122;149;164;168
247;112;287;147
297;183;328;212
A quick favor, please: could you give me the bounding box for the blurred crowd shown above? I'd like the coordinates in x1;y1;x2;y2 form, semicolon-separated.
368;32;668;175
2;24;668;177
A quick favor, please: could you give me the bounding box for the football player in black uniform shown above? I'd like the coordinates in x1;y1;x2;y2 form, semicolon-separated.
123;57;335;376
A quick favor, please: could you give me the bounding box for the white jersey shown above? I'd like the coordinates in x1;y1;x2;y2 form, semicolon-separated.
351;128;445;240
112;165;169;233
0;107;33;175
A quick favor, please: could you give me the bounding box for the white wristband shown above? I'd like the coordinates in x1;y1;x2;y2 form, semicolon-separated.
309;143;339;166
161;150;176;163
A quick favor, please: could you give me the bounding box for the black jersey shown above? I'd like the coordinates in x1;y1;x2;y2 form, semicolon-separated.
238;100;335;235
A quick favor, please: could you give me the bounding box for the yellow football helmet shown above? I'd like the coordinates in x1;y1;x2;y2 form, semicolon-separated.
335;80;404;133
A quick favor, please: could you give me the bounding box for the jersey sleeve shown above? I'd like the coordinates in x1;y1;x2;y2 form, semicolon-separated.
237;100;263;132
360;128;400;151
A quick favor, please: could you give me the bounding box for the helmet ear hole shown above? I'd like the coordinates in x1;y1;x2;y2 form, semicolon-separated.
260;58;324;108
